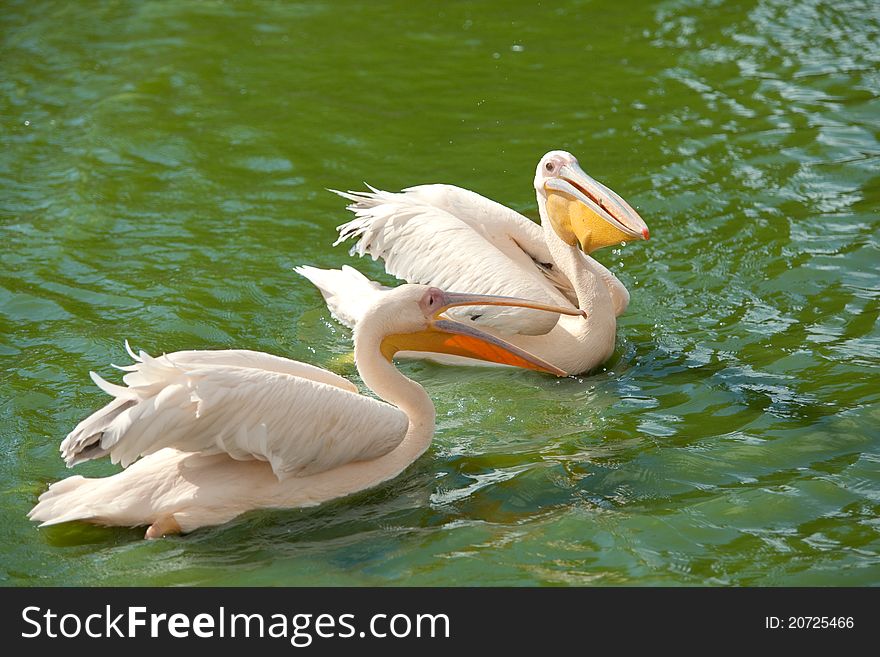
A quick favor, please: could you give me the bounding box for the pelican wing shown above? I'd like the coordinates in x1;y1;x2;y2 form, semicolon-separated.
396;185;630;316
334;184;572;335
60;346;409;480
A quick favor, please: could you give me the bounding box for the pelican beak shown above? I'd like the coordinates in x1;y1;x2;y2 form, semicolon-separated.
544;161;649;253
435;291;586;319
382;291;583;376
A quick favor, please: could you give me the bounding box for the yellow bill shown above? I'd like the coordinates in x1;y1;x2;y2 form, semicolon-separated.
544;161;649;253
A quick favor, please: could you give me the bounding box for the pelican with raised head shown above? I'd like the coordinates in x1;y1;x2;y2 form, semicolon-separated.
299;150;649;375
29;284;580;538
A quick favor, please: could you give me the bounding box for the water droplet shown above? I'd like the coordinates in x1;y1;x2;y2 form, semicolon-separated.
492;52;500;59
511;44;524;52
23;120;30;126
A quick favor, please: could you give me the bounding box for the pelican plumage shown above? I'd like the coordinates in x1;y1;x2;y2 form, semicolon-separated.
29;284;580;538
304;150;649;375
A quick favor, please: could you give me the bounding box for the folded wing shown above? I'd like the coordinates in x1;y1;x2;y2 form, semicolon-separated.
60;345;409;480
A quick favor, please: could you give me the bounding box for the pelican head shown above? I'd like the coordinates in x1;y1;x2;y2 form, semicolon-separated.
535;150;649;253
361;284;585;376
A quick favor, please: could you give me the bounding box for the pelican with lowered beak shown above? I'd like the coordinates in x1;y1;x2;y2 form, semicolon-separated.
29;284;580;538
300;150;649;375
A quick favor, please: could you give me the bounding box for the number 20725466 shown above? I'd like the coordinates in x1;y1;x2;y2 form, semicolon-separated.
765;617;854;630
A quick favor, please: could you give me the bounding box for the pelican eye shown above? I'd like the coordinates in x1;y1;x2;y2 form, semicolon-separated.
425;288;443;310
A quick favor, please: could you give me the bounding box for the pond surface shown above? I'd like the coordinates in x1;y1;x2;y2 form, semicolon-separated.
2;0;878;585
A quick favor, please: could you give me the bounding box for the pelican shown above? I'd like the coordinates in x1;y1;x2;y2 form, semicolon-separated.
302;150;649;375
29;284;580;538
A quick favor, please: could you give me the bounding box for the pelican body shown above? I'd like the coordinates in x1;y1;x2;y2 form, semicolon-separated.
29;285;580;538
304;151;649;375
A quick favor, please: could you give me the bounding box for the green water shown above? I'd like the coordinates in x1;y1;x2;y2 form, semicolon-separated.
2;0;878;586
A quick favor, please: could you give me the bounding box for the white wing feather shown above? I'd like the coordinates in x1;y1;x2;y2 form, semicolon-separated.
335;184;630;319
294;265;388;328
60;347;408;480
334;184;572;335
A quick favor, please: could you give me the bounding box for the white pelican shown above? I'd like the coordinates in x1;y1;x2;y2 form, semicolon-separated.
29;284;580;538
304;150;649;375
